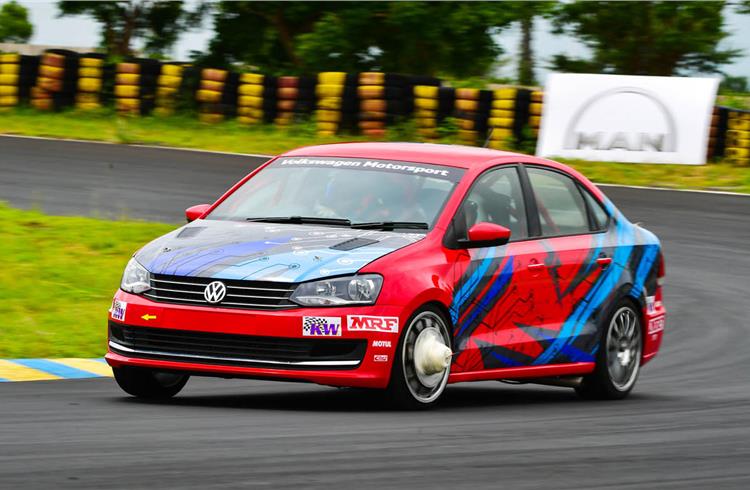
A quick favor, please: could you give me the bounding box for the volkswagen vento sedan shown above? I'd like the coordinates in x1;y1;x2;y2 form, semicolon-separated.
107;142;666;408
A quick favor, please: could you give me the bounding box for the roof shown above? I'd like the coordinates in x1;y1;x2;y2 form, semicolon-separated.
280;142;529;169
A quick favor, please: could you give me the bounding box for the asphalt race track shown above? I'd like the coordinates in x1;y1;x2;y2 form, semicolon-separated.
2;135;750;489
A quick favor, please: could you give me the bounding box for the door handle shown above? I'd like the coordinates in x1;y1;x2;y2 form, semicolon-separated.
596;257;613;267
527;262;546;271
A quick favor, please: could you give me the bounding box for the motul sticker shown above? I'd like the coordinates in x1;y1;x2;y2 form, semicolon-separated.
347;315;399;333
303;316;342;337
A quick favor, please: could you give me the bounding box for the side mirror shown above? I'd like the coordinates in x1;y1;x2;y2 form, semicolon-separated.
459;222;511;248
185;204;211;222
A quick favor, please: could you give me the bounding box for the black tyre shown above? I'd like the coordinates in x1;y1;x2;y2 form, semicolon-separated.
113;366;189;399
386;306;452;409
576;300;643;400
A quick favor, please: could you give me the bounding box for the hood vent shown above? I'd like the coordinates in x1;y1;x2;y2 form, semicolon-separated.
330;237;379;251
177;227;206;239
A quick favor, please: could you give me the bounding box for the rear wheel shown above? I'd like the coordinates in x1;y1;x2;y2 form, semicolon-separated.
113;366;189;399
386;307;452;409
576;301;642;400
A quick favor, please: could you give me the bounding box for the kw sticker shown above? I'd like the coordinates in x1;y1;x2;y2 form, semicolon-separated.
373;354;389;362
303;316;342;337
111;299;127;322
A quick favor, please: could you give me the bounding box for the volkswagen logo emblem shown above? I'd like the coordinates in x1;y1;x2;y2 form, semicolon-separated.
203;281;227;304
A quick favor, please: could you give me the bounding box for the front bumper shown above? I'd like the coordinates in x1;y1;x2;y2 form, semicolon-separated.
105;290;402;389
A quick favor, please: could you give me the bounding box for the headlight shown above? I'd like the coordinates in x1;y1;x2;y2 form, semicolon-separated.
121;258;151;294
290;274;383;306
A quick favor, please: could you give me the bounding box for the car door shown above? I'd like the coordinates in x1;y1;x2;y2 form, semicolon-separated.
523;166;611;366
449;165;551;373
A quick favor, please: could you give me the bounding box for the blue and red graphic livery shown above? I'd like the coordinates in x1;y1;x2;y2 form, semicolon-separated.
107;142;665;408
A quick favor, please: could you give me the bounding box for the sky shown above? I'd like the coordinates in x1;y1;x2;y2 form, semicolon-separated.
18;1;750;83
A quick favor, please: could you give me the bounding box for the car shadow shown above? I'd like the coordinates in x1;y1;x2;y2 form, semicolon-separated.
114;381;661;412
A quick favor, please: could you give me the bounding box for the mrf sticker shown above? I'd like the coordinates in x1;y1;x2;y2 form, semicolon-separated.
111;299;127;322
347;315;399;333
647;315;665;335
303;316;342;337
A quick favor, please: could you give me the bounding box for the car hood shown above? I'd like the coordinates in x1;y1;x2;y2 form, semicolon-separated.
135;219;425;283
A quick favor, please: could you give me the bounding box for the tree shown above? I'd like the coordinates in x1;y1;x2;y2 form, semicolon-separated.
550;1;740;76
204;2;328;71
206;2;515;77
0;1;33;43
504;2;555;86
57;1;204;57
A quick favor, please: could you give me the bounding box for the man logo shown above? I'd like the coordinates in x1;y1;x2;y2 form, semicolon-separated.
564;87;677;153
203;281;227;304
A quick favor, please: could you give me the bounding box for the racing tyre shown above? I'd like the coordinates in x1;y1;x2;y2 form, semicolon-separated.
576;300;642;400
113;366;189;399
386;306;452;409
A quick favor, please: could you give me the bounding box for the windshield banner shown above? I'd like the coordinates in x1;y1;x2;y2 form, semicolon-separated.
276;157;464;181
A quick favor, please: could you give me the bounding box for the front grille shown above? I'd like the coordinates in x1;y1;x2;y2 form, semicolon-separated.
142;274;298;310
109;323;365;369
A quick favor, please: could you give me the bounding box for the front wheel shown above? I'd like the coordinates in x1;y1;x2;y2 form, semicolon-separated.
386;307;453;409
576;301;643;400
113;366;189;399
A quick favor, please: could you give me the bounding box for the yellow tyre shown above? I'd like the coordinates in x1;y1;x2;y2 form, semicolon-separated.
316;84;344;98
238;95;263;108
238;84;264;96
414;85;438;99
115;85;139;98
318;72;347;85
196;89;221;103
358;85;384;98
161;64;183;77
240;73;264;84
414;97;438;110
359;72;384;85
116;73;140;85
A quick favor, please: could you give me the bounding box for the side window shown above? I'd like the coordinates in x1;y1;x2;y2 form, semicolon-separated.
460;167;528;240
527;168;590;236
580;188;610;231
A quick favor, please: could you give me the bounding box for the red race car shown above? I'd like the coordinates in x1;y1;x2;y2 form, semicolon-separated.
107;143;665;408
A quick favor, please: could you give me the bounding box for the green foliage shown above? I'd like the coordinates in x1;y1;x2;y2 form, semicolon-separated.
0;0;32;43
720;75;749;94
207;1;516;77
436;117;460;142
57;1;204;57
550;1;740;76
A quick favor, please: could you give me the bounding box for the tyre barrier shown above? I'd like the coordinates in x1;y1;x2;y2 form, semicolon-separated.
487;87;516;150
358;72;387;137
453;88;492;146
154;63;185;116
114;59;159;116
237;72;265;125
528;90;544;138
2;50;744;163
316;72;347;136
0;53;20;109
196;68;229;123
724;108;750;166
31;50;79;111
75;53;105;110
275;75;315;125
412;79;444;139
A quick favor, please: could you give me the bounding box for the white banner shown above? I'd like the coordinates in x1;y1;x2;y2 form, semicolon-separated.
536;73;719;165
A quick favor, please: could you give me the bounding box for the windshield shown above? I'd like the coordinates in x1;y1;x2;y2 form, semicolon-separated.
207;157;465;229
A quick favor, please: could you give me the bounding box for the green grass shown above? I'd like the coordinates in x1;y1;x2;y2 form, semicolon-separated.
0;107;361;155
0;203;174;358
1;107;749;193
